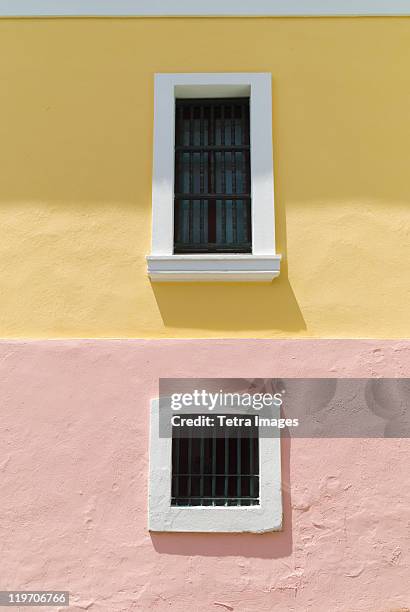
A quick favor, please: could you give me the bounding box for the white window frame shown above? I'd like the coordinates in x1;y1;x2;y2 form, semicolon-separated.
148;398;282;533
146;73;281;282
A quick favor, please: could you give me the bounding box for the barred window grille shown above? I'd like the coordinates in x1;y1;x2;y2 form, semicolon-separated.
174;98;252;253
171;417;259;507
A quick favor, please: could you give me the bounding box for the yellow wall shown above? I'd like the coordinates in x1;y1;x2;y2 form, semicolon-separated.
0;17;409;338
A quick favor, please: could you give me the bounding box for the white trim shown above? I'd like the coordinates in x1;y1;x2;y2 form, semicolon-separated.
147;254;281;282
2;1;410;17
148;72;280;283
148;399;282;533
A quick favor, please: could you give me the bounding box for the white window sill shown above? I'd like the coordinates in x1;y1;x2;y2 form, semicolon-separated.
150;502;283;534
146;254;281;282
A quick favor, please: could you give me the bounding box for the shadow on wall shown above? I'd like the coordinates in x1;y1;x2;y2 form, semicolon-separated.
151;261;305;333
150;437;292;559
150;149;305;333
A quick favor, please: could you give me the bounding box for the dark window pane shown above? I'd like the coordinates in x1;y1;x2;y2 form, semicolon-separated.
174;98;251;254
171;415;260;507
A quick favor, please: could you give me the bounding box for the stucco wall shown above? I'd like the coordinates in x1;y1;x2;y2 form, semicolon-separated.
1;339;409;611
0;17;409;338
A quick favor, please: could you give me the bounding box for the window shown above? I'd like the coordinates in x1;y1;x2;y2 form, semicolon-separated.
174;98;252;254
171;415;259;507
149;399;282;533
147;73;281;282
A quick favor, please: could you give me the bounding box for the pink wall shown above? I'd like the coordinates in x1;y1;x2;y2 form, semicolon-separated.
1;340;409;611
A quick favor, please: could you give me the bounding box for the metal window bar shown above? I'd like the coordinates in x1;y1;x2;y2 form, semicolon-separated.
171;415;260;507
174;98;252;254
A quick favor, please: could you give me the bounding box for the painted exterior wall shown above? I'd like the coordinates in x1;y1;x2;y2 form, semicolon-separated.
0;17;409;338
1;13;409;612
1;339;410;612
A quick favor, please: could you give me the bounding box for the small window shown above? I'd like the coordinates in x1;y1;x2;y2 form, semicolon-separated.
174;99;252;254
149;399;282;532
171;415;259;507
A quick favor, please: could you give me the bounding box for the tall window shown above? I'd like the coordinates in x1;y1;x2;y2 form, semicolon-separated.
171;417;259;507
174;98;251;254
148;74;280;281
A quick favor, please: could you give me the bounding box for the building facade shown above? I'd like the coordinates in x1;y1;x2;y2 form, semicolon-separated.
1;3;410;611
